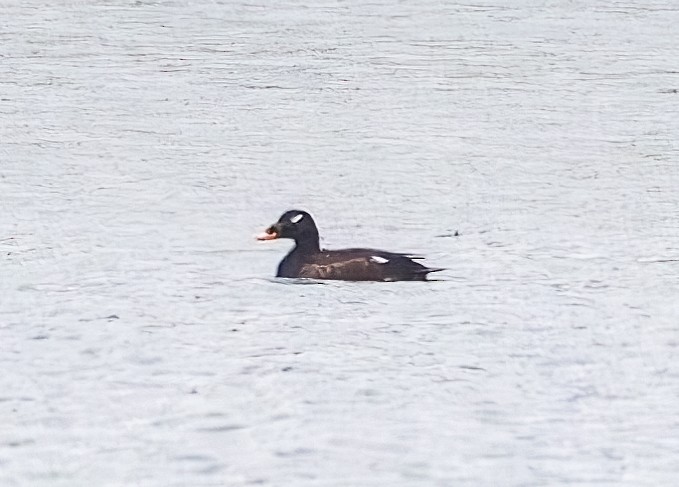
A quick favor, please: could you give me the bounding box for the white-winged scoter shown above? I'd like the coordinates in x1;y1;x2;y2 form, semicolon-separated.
257;210;443;281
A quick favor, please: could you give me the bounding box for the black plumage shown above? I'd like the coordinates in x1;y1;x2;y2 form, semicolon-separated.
257;210;443;281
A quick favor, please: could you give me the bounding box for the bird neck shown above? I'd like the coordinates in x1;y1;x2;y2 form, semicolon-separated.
294;233;320;253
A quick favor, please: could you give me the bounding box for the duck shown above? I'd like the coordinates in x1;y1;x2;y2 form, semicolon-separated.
256;210;443;281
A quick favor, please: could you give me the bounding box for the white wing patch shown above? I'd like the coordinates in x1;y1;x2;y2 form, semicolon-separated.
290;213;304;223
370;256;389;264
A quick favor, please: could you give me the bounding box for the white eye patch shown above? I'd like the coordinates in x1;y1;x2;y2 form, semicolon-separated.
290;214;304;223
370;256;389;264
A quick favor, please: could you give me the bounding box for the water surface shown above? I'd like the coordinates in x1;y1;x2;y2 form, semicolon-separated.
1;1;678;485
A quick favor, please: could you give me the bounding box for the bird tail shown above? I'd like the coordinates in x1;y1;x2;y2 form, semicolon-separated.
423;267;445;275
412;266;446;280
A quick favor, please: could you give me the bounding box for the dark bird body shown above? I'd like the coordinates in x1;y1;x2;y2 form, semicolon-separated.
257;210;442;282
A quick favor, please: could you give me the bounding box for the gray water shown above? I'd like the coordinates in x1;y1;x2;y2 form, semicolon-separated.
2;1;678;485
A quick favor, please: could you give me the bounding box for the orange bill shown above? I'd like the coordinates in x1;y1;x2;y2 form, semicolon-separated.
256;227;279;241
